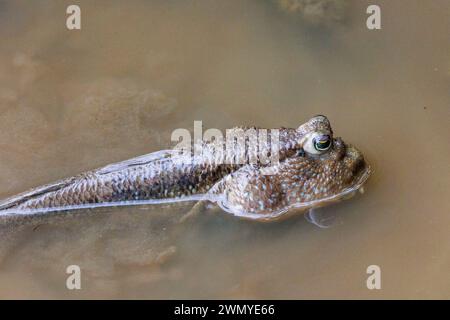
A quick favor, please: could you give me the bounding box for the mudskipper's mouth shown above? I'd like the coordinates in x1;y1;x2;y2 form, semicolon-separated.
344;143;365;173
352;156;366;176
352;163;371;193
344;144;371;193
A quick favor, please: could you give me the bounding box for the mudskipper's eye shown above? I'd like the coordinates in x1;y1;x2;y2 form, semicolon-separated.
302;132;333;155
313;135;332;151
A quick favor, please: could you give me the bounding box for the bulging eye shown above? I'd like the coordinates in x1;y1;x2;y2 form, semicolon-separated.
313;135;332;151
302;132;333;155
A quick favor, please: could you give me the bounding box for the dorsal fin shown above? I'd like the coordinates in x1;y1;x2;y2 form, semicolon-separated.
95;149;177;175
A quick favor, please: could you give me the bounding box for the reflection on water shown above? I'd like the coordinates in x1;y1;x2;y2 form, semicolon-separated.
0;0;449;298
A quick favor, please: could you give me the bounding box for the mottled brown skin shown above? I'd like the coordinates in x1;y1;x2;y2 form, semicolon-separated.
215;138;366;217
0;115;370;218
205;116;369;217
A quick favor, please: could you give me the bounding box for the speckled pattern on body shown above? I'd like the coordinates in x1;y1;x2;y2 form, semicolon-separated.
0;115;371;219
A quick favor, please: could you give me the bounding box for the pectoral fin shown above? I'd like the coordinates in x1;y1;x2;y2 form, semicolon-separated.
304;208;341;228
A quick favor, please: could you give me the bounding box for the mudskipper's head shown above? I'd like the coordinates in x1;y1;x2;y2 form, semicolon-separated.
214;115;371;220
290;115;371;205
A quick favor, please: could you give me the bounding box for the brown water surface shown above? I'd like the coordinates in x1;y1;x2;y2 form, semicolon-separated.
0;0;449;298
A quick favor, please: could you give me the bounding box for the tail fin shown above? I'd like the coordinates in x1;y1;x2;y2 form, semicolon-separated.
0;149;181;212
0;178;75;211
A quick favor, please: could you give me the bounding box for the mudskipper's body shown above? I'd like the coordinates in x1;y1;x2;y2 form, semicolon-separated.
0;115;371;221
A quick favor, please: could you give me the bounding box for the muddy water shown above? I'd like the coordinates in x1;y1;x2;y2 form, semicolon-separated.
0;0;449;299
